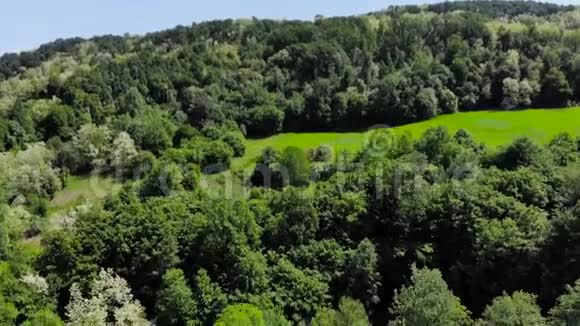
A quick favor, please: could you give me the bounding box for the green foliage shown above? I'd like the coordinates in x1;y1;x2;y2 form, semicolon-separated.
214;304;265;326
389;267;471;326
343;239;380;307
202;125;222;141
116;87;148;116
266;187;319;248
494;137;550;170
314;173;367;243
157;268;198;325
38;104;77;141
308;145;333;162
140;162;184;197
22;309;64;326
222;133;246;157
482;291;545;325
129;109;175;154
480;167;551;208
261;308;292;326
538;68;572;107
181;86;224;127
287;239;348;283
415;127;462;168
40;203;180;311
258;147;280;166
174;125;200;147
549;132;578;166
415;88;439;120
549;277;580;325
0;294;18;325
439;89;459;114
193;200;263;288
270;258;330;323
472;189;550;256
312;297;369;326
279;146;311;187
194;269;228;325
418;0;574;17
201;140;234;171
0;143;62;202
5;3;580;326
183;164;201;191
246;105;284;137
26;195;49;217
0;262;58;324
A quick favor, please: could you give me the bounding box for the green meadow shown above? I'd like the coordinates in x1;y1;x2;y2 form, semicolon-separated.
52;107;580;201
233;107;580;170
48;176;121;230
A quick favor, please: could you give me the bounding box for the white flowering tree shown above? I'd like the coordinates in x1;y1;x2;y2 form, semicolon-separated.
0;143;61;202
110;131;138;178
66;269;148;326
71;124;113;172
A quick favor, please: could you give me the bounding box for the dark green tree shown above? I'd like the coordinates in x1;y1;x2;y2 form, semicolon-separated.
246;105;285;137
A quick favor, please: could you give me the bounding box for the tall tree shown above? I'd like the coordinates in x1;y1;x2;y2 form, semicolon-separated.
482;291;545;326
389;267;471;326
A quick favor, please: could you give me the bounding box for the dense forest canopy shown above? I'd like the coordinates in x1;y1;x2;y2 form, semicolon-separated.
3;1;580;325
395;0;576;17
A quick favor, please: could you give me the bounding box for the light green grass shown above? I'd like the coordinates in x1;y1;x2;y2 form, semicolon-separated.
49;175;121;215
233;107;580;170
22;176;122;244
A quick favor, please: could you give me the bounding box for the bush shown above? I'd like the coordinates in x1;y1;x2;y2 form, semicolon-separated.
128;151;158;180
201;140;234;173
259;147;280;166
173;125;200;147
201;125;221;140
161;147;203;166
279;146;311;187
246;105;285;137
26;195;48;217
183;164;201;191
38;104;77;141
439;88;459;114
215;304;265;326
222;133;246;157
130;109;175;154
308;145;333;162
494;137;549;170
140;162;184;198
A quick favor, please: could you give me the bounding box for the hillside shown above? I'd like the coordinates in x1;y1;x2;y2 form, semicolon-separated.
4;1;580;325
396;0;576;17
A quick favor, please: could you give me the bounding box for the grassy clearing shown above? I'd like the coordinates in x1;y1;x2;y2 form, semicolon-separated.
49;175;121;216
233;107;580;170
45;108;580;201
23;176;122;245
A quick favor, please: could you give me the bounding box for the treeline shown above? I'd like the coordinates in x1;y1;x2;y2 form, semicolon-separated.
396;0;575;17
0;35;129;80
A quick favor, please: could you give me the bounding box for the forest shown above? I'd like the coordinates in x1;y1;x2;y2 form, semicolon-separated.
2;0;580;325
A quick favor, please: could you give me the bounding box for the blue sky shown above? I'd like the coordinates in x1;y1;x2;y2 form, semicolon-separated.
0;0;577;54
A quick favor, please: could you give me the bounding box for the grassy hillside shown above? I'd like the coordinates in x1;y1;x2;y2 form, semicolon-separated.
233;107;580;170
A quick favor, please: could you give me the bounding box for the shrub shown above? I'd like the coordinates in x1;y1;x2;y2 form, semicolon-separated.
222;133;246;157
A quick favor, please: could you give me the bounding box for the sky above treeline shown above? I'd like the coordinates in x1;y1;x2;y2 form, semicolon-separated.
0;0;578;54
